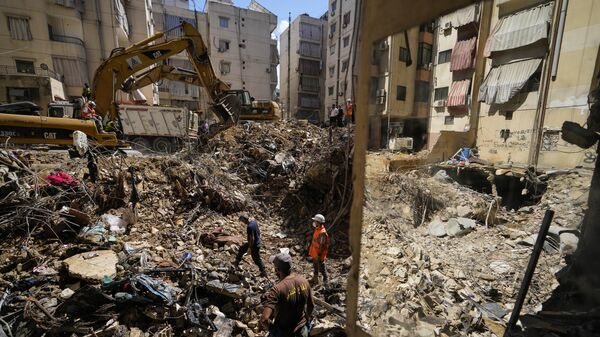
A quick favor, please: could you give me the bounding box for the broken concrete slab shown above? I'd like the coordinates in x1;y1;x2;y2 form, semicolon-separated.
428;220;447;237
205;279;246;299
63;250;118;282
445;218;475;237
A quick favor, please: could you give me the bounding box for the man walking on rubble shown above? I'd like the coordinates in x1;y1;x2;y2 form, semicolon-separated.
260;252;314;337
234;215;267;276
308;214;329;286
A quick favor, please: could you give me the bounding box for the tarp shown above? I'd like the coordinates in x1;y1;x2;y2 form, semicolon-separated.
441;4;479;28
484;2;554;56
448;79;471;107
450;37;477;71
478;58;542;104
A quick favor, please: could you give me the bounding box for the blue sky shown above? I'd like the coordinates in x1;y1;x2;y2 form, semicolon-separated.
190;0;328;38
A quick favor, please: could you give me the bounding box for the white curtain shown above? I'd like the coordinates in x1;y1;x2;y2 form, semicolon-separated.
484;2;554;56
8;16;32;40
53;57;89;86
478;58;542;104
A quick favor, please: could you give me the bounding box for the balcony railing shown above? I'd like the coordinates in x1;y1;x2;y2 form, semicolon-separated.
0;65;61;81
50;34;85;46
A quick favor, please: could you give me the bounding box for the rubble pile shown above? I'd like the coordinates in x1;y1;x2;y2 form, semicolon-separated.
0;121;352;337
359;165;591;336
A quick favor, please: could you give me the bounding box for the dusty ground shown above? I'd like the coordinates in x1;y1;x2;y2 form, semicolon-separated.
358;153;590;337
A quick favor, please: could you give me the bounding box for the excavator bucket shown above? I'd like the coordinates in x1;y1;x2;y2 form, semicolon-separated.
212;94;241;127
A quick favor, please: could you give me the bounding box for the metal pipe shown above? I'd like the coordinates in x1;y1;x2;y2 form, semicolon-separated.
504;210;555;337
551;0;568;80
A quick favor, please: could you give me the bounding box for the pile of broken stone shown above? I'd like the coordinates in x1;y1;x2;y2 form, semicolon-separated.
0;121;352;337
359;167;590;337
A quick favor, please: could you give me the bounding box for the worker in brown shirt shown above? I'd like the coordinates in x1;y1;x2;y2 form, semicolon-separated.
260;252;314;337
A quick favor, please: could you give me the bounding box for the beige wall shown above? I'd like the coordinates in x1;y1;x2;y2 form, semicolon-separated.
386;28;419;117
476;0;600;169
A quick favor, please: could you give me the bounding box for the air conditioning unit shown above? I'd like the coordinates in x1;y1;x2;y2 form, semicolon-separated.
444;22;452;30
375;96;386;105
389;137;413;151
433;99;447;107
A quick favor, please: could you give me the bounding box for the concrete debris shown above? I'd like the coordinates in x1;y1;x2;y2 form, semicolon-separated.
360;158;590;336
0;122;352;336
63;250;118;282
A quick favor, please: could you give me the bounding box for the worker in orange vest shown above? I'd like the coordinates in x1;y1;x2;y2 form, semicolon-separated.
308;214;329;286
345;99;353;125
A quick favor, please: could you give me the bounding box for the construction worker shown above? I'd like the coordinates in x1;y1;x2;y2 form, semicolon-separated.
308;214;329;286
82;83;91;100
234;215;267;276
260;252;314;337
81;101;104;133
345;99;353;125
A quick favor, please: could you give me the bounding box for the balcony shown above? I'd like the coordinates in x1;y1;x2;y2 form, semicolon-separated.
0;65;61;81
50;33;84;46
114;0;130;43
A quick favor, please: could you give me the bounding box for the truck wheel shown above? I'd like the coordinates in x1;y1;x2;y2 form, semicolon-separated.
153;137;173;153
130;137;151;151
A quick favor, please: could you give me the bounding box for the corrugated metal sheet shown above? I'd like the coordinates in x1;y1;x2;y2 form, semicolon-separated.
484;2;554;56
450;37;477;71
448;79;471;106
478;58;542;104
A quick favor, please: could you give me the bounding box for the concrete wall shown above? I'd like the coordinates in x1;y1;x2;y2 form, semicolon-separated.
476;0;600;169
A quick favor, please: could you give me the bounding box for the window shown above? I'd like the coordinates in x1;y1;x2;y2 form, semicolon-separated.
331;0;337;14
220;61;231;75
15;60;34;74
343;12;351;27
328;86;334;96
434;87;449;101
342;59;349;72
218;39;230;52
7;87;39;102
505;111;514;120
330;43;336;55
417;42;433;69
219;16;229;28
419;21;435;33
300;76;319;92
329;66;335;77
415;80;430;102
444;115;454;125
523;69;542;92
7;16;32;40
396;86;406;101
299;41;321;58
343;36;350;47
52;57;89;86
399;47;409;62
438;49;452;64
299;59;320;75
330;23;336;35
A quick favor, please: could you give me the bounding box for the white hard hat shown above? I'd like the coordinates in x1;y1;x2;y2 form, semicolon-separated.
312;214;325;223
89;101;96;107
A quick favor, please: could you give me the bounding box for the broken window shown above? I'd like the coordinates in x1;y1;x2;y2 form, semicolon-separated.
396;86;406;101
15;59;34;74
7;16;32;40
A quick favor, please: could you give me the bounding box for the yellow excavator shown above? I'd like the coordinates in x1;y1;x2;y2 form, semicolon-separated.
0;22;245;147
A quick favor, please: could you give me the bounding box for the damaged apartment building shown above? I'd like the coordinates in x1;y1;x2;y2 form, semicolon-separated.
369;0;600;170
0;0;279;112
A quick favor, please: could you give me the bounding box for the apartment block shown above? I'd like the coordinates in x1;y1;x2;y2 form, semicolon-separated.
205;0;278;101
422;0;600;169
0;0;155;110
325;0;357;114
368;23;435;150
428;4;481;149
280;14;327;121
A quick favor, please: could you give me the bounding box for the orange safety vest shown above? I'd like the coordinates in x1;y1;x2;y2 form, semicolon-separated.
345;104;353;116
309;224;329;261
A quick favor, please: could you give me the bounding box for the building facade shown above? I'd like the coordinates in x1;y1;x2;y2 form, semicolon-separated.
325;0;357;114
280;14;327;121
0;0;155;110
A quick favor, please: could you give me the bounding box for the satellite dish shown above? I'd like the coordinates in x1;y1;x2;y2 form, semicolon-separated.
40;63;49;70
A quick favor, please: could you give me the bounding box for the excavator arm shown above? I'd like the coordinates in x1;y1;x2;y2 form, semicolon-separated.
91;22;239;128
